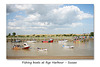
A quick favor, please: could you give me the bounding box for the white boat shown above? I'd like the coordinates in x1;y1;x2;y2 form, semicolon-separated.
37;47;47;51
58;40;68;43
27;40;37;43
22;43;30;49
62;45;74;49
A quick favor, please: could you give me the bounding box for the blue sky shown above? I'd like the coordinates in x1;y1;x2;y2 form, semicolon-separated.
7;4;94;35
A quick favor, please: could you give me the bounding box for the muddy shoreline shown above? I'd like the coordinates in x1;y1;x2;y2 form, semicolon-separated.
7;56;94;59
7;37;93;42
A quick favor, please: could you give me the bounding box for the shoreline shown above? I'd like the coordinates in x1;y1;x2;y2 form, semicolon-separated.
7;56;94;59
7;37;94;42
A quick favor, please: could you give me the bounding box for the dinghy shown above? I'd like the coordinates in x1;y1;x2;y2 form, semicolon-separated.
37;47;47;51
58;40;68;43
62;45;74;49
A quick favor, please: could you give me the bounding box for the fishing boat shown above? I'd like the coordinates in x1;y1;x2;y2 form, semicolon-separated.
13;43;30;50
58;40;68;43
37;47;47;51
22;43;30;49
42;39;53;43
62;45;74;49
13;45;21;50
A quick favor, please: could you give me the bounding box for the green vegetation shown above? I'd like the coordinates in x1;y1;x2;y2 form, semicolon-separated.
7;32;16;37
90;32;94;36
36;35;40;37
8;33;11;36
7;32;94;38
26;35;30;37
70;34;73;36
12;32;16;36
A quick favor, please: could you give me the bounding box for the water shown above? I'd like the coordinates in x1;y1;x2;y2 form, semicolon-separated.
7;40;94;56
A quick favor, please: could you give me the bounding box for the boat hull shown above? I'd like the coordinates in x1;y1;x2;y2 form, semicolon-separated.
42;40;53;43
13;47;21;50
22;46;30;49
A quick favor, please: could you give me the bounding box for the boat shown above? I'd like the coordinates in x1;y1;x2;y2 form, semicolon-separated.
22;43;30;49
42;39;53;43
27;40;37;43
37;47;47;51
13;43;30;50
13;45;21;50
62;45;74;49
58;40;68;43
73;39;80;43
12;40;21;43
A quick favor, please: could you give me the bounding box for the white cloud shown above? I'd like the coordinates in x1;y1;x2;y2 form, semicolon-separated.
70;23;83;27
15;4;33;10
24;13;40;22
7;4;93;34
8;26;47;30
7;5;93;24
47;5;93;24
55;28;70;30
8;26;25;29
33;22;53;26
77;12;93;20
7;4;33;13
8;22;16;26
15;15;23;18
29;27;47;29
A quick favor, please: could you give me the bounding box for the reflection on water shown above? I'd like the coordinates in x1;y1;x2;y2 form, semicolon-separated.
7;40;94;56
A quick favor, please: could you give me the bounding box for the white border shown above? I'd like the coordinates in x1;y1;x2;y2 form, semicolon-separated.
0;0;100;67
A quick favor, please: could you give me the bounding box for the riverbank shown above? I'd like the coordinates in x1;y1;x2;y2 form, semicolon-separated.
7;56;94;59
6;36;94;42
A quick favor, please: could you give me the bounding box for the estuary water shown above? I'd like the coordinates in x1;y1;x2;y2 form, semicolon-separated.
7;40;94;56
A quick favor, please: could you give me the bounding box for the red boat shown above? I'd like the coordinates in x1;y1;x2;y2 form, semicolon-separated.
22;43;30;49
22;46;30;49
42;39;53;43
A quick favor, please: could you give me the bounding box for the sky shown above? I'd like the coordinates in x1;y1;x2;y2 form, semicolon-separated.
6;4;94;35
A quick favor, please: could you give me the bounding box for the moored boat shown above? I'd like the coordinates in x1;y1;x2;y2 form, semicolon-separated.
62;45;74;49
13;45;21;50
37;47;47;51
42;39;53;43
22;43;30;49
58;40;68;43
27;40;37;43
13;43;30;50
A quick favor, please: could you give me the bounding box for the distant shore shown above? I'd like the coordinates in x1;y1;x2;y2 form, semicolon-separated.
7;36;94;42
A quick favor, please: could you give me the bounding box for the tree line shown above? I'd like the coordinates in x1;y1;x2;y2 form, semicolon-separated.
7;32;94;37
